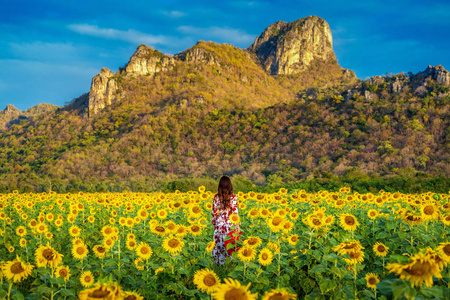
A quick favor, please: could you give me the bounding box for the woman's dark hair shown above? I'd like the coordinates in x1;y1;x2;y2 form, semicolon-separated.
217;176;233;210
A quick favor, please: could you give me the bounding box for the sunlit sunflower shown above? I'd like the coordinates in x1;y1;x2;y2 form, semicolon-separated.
123;290;144;300
343;250;365;265
35;243;63;268
229;213;240;225
79;270;95;288
101;225;114;237
103;237;115;249
69;225;81;237
136;242;153;260
238;246;256;262
206;241;215;253
248;209;259;219
437;242;450;262
287;234;299;246
365;273;380;290
307;217;324;231
212;278;257;300
15;226;27;237
367;209;379;220
78;283;122;300
2;256;34;282
261;288;297;300
244;236;262;249
93;245;107;259
339;214;360;231
441;214;450;226
36;222;48;234
55;265;71;282
420;203;439;221
155;267;164;275
333;241;364;255
189;225;202;237
193;268;221;295
387;251;442;287
267;241;280;254
162;237;185;255
72;243;89;260
176;225;188;237
258;248;273;266
157;209;168;220
19;238;26;248
373;242;389;257
267;216;284;233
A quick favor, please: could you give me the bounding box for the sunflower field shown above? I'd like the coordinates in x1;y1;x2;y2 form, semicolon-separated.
0;188;450;299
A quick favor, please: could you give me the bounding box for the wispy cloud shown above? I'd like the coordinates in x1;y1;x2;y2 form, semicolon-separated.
177;26;256;46
68;24;172;46
161;10;187;18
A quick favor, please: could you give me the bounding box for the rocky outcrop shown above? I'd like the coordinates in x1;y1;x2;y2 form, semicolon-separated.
175;41;219;66
1;104;21;118
0;104;59;131
248;16;337;75
125;44;175;76
88;67;118;116
391;77;403;93
364;90;377;102
423;65;450;85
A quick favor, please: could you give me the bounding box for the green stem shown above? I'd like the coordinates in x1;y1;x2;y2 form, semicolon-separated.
7;281;12;300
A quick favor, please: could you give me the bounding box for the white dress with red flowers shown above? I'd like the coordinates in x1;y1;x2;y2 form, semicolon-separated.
211;194;239;265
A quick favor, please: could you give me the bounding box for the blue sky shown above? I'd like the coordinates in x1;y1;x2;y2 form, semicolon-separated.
1;0;450;111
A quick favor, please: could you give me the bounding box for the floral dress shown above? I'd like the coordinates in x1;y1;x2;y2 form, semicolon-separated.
211;194;239;265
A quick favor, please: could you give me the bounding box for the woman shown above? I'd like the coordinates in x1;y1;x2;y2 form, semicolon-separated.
211;176;240;265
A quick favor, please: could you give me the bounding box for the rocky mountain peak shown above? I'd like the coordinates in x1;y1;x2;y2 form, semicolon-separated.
423;64;450;85
88;67;118;116
125;44;175;75
2;104;21;116
249;16;337;75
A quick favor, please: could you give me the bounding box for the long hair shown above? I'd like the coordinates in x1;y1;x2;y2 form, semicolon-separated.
217;176;233;210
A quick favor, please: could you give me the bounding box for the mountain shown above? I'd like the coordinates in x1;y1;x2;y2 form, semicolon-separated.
0;103;59;131
0;16;448;193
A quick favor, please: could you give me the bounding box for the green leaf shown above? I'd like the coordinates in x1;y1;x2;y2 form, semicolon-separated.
363;289;375;298
391;280;409;300
389;254;409;263
36;284;54;295
60;289;76;297
11;292;25;300
319;278;337;294
377;279;394;295
310;264;327;274
0;289;7;298
421;286;443;298
322;253;337;262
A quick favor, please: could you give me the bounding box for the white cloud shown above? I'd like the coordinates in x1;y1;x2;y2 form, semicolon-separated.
177;25;256;46
68;24;172;46
161;10;187;18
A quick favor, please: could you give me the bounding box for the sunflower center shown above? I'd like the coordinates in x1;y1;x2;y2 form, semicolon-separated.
312;219;321;225
168;239;180;248
443;244;450;255
405;262;430;275
272;217;283;226
243;249;252;257
267;293;285;300
225;287;247;300
377;245;386;252
424;206;434;215
43;249;54;260
124;296;137;300
89;288;110;298
11;262;25;274
345;216;355;225
349;251;360;259
193;207;200;213
59;269;68;277
155;226;165;232
191;226;200;232
368;277;377;285
445;216;450;221
203;274;217;287
248;238;257;245
140;247;149;254
97;246;106;253
262;253;269;260
291;236;298;242
84;275;92;283
76;246;85;255
168;224;175;230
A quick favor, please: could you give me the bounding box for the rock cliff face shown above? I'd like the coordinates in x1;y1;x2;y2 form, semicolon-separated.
88;67;118;116
125;44;175;75
0;103;58;131
249;16;337;75
423;65;450;85
175;42;220;66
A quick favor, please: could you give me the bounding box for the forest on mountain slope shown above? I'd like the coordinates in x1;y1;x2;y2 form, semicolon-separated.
0;44;448;194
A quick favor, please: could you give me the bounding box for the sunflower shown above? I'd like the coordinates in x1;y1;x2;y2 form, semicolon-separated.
157;209;168;220
343;250;365;265
282;220;294;233
261;288;297;300
16;226;27;237
193;268;221;295
101;225;114;237
258;248;273;266
339;214;360;231
238;246;256;262
162;237;184;255
134;258;145;271
437;242;450;262
367;209;378;220
267;216;284;233
136;242;153;260
213;278;257;300
78;283;122;300
55;265;71;282
93;245;107;259
123;290;144;300
420;203;439;221
103;237;115;249
72;243;89;260
69;225;81;237
287;234;299;246
365;273;380;290
35;243;63;268
307;217;324;231
206;241;215;253
19;238;26;248
155;267;164;275
267;241;280;254
189;225;202;237
36;222;48;234
333;241;364;255
244;237;262;249
2;256;34;282
248;209;259;219
373;242;389;257
387;251;442;287
441;214;450;226
80;270;95;288
229;213;240;225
